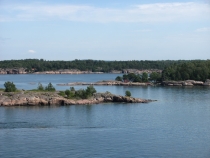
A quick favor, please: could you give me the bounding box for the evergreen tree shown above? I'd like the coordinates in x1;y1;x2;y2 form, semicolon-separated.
141;72;148;82
125;90;131;97
149;72;161;83
37;82;44;91
4;81;17;92
115;76;123;81
45;83;56;91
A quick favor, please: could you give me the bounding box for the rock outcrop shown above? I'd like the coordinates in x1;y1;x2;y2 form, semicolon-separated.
33;69;104;74
57;81;152;86
0;91;154;106
0;68;26;74
57;79;210;87
204;79;210;86
0;68;162;75
122;69;162;74
161;80;210;86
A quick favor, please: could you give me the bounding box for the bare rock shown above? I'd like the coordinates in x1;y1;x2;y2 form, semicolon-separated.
183;82;194;86
204;79;210;86
193;81;204;85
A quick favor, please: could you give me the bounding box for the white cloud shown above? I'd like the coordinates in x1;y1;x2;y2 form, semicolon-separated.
0;2;210;23
28;50;36;54
196;27;210;32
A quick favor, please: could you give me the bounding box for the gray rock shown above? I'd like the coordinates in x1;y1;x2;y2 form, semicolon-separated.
183;82;194;86
204;79;210;86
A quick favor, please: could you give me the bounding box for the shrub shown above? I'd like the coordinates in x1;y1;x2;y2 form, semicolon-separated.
64;89;74;98
59;86;97;99
75;89;87;99
125;90;131;97
58;91;65;97
115;76;123;81
45;82;56;91
86;85;96;97
37;82;44;91
4;81;17;92
70;87;75;92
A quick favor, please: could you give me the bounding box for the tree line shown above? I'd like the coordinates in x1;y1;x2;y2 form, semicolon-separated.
115;60;210;82
0;59;191;72
1;59;209;81
115;72;161;83
162;60;210;81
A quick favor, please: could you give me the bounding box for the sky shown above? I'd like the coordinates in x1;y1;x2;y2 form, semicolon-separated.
0;0;210;61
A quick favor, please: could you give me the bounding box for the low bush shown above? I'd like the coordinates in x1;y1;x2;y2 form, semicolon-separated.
4;81;17;92
45;83;56;91
125;90;131;97
59;86;97;99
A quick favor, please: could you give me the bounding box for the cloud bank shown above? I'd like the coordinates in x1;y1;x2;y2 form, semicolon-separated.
0;2;210;23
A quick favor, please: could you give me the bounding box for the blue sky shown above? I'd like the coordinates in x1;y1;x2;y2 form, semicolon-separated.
0;0;210;60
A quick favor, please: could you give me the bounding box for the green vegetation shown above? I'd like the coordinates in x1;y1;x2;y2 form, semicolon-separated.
125;90;131;97
45;82;56;91
149;72;162;83
0;59;191;72
0;88;5;91
115;76;123;81
37;82;44;91
59;85;97;99
115;60;210;82
142;72;148;82
58;91;65;97
29;82;56;92
162;60;210;81
116;73;149;82
4;81;17;92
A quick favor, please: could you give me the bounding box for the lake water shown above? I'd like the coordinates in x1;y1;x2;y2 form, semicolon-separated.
0;74;210;158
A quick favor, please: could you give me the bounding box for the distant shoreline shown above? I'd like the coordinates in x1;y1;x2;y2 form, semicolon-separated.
0;68;161;75
56;80;210;87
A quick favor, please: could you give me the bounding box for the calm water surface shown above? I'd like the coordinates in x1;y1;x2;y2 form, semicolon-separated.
0;74;210;157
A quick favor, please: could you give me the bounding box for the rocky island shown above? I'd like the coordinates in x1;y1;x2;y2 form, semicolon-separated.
0;91;154;106
56;79;210;87
0;82;155;106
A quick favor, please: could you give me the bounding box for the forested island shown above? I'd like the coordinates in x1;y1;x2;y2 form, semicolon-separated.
0;59;196;73
0;59;210;83
113;60;210;85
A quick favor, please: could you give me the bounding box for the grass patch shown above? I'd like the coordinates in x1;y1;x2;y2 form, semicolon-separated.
0;88;5;91
28;89;45;92
58;91;66;97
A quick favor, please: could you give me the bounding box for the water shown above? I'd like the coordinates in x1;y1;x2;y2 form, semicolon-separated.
0;74;120;90
0;74;210;158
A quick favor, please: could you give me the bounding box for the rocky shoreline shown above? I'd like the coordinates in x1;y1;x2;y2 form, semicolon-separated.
0;91;154;106
57;80;152;86
161;79;210;86
0;68;161;74
56;79;210;87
